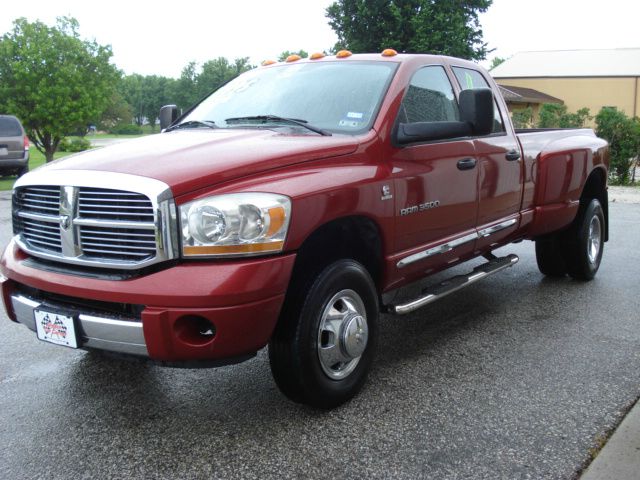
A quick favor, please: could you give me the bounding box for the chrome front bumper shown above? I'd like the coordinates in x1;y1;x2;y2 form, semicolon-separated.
11;293;148;356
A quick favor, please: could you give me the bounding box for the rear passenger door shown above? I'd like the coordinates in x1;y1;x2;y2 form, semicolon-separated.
451;67;523;250
390;65;478;277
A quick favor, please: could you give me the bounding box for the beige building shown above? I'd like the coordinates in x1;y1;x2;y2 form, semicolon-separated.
491;48;640;120
497;85;563;125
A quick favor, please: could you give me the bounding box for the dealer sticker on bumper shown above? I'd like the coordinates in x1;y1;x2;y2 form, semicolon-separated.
34;309;78;348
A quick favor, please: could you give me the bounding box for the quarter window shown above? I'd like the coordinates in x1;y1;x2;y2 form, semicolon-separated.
399;66;459;124
452;67;505;133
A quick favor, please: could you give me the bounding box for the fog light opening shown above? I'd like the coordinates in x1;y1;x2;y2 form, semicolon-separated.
174;315;217;346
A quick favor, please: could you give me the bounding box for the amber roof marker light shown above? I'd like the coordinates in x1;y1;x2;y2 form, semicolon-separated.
381;49;398;57
310;52;326;60
286;54;302;62
336;50;352;58
261;60;276;66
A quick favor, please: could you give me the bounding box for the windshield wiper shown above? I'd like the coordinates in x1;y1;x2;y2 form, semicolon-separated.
165;120;217;132
224;115;332;136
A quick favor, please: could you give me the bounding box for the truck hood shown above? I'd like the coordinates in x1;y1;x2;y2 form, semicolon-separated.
44;129;360;196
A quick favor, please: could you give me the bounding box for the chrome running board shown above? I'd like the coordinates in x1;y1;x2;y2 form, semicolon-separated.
386;254;519;315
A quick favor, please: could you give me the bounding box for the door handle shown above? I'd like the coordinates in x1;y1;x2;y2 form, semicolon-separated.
457;158;477;170
505;149;521;161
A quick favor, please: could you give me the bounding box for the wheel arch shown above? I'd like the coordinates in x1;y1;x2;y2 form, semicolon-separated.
289;215;385;293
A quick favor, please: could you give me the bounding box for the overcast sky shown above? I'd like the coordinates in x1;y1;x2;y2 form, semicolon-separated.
1;0;638;77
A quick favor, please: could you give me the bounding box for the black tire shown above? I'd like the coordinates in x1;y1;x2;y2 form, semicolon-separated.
535;235;567;277
563;198;605;281
269;259;378;409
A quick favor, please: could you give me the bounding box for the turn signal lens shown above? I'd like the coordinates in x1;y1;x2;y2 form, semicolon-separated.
381;49;398;57
336;50;352;58
286;55;301;62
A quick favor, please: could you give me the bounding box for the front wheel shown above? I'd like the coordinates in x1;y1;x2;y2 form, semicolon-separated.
269;259;378;409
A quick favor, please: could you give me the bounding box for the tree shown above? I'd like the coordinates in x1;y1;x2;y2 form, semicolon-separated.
0;17;119;161
489;56;506;70
595;107;640;184
326;0;492;60
97;91;133;130
171;62;199;113
196;57;254;99
277;50;309;61
167;57;254;112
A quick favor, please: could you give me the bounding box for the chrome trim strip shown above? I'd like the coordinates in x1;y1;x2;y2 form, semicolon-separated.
13;170;179;270
478;218;517;238
396;218;519;269
17;211;59;223
10;293;148;356
73;218;156;230
397;232;477;269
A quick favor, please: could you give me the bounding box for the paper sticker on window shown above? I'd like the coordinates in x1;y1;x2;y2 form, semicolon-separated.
464;72;474;89
339;118;362;128
347;112;364;119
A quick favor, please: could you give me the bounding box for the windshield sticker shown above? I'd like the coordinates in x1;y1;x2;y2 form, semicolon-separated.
339;118;362;128
347;112;364;119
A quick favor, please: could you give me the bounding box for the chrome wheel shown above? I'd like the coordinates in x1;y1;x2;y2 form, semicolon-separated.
587;215;602;265
317;289;369;380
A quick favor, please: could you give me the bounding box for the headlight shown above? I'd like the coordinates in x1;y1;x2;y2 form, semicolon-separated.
180;193;291;257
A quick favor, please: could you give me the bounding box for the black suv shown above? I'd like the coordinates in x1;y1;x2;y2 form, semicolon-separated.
0;115;29;177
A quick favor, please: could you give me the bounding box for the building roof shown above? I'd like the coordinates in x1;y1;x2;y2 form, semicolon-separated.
491;48;640;78
498;85;563;105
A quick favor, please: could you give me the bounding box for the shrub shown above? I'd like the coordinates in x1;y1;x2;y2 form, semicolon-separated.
538;104;591;128
511;107;533;128
59;136;91;152
109;123;143;135
595;107;640;184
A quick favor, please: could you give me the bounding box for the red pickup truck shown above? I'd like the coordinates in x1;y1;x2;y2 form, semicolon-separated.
1;51;608;408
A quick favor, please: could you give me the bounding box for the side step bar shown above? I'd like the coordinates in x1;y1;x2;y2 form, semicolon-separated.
386;254;519;315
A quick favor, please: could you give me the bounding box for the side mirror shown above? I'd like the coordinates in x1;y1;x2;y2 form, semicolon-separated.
459;88;494;136
159;105;179;131
397;121;473;144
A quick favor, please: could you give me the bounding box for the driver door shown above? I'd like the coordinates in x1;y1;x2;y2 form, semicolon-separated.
390;65;478;279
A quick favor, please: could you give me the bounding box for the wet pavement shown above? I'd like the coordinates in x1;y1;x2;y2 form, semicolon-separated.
0;197;638;480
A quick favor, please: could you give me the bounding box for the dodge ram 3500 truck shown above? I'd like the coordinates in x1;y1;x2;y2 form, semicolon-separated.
1;51;609;408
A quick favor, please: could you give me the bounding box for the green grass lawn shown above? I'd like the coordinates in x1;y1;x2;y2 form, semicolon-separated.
0;147;73;192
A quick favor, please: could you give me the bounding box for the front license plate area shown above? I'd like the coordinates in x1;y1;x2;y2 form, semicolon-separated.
34;309;79;348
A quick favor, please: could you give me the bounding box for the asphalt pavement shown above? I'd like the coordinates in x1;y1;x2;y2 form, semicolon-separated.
0;194;638;480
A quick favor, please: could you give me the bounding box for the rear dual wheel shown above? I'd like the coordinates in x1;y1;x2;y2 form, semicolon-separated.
269;259;378;409
535;198;605;281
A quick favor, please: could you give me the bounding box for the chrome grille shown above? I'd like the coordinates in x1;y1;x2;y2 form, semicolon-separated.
79;226;156;261
17;186;60;215
14;216;62;253
12;172;177;271
78;188;155;222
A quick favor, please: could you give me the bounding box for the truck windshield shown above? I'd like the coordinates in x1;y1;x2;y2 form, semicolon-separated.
181;61;397;135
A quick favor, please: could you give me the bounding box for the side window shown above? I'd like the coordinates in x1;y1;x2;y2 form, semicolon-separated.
400;66;459;124
452;67;505;133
